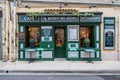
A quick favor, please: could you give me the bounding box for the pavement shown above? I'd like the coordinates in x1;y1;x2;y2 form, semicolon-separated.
0;59;120;73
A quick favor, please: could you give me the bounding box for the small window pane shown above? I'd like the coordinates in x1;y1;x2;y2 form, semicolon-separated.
80;26;94;48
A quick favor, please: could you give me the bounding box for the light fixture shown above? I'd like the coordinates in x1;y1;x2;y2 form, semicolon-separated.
25;5;30;9
59;2;62;9
89;5;96;9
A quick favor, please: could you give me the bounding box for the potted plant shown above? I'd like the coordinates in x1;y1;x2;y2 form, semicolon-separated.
84;37;90;48
30;38;35;48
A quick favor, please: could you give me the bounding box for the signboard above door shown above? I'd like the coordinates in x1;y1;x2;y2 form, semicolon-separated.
41;15;79;22
18;12;102;23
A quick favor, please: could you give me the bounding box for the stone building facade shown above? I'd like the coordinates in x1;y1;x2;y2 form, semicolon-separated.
1;0;120;61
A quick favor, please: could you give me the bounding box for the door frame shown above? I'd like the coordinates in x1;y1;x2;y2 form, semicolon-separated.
54;26;66;58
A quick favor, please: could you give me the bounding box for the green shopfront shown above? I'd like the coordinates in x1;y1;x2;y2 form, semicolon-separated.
18;11;102;61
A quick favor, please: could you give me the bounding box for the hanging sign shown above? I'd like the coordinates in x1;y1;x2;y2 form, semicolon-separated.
104;17;115;50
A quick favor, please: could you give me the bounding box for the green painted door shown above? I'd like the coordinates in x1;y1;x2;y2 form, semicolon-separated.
54;27;66;58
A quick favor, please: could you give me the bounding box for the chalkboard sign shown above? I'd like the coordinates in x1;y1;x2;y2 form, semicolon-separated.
105;31;113;47
104;17;115;50
19;32;25;42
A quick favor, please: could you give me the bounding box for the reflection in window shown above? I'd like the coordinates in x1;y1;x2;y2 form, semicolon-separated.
80;27;94;47
55;29;64;47
26;26;40;47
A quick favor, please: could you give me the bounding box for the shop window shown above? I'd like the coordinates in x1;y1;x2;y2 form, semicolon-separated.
80;27;94;48
26;26;40;48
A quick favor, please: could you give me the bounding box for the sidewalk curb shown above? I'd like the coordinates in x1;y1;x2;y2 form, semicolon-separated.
1;70;120;73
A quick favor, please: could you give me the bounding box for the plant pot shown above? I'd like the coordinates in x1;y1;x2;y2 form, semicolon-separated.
85;43;90;48
30;42;35;48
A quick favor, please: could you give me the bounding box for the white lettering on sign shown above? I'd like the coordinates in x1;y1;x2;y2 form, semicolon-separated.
19;15;39;22
41;16;79;22
24;16;35;21
105;20;114;24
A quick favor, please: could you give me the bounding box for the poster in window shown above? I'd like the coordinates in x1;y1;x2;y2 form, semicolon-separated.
19;32;25;42
70;29;77;40
41;26;52;41
68;25;79;41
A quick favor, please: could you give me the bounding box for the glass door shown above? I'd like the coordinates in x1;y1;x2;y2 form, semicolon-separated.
54;27;66;58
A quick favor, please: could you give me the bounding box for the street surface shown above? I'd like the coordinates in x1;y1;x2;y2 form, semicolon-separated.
0;73;120;80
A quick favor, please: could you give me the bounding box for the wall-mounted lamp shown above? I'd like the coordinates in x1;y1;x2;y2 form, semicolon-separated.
58;2;68;9
25;5;30;9
59;2;62;9
89;5;96;9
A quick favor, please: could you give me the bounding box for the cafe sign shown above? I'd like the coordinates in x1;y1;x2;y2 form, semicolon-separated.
80;15;101;22
19;15;39;22
41;15;79;22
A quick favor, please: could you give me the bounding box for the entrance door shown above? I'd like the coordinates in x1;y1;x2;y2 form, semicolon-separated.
54;27;66;58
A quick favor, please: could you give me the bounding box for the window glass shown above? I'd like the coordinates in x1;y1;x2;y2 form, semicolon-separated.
26;26;40;47
80;26;94;48
55;29;64;47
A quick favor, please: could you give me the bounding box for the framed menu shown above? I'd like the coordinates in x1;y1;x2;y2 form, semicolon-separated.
104;17;115;50
68;25;79;41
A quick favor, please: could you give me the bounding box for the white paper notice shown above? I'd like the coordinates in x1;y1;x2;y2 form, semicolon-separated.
70;29;77;40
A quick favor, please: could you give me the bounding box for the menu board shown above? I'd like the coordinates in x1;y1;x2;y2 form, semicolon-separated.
105;31;114;47
68;25;79;41
104;17;115;50
19;32;25;42
70;29;77;40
